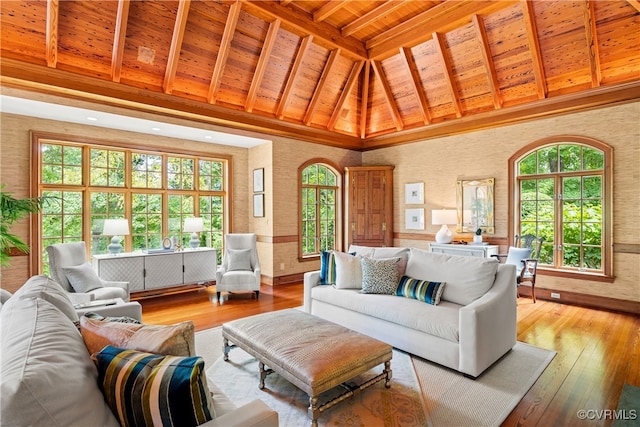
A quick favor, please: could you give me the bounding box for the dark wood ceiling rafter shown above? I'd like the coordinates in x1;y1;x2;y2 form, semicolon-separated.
276;35;314;120
328;59;364;131
372;60;404;131
472;14;503;109
582;0;602;87
522;0;547;99
245;19;281;113
433;32;463;118
399;47;431;125
304;48;341;125
111;0;130;82
207;0;242;104
45;0;59;68
360;60;371;139
342;0;408;38
163;0;191;95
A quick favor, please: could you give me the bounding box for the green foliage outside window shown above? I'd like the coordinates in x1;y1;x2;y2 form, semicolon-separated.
301;164;338;256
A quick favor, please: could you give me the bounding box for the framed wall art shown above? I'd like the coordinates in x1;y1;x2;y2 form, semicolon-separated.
253;193;264;217
253;168;264;193
405;182;424;204
405;208;425;230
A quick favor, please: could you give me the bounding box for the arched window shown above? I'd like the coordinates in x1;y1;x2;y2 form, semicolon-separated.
299;161;341;258
511;136;612;279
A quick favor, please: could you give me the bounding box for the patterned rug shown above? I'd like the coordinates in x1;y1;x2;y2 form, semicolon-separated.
195;327;555;427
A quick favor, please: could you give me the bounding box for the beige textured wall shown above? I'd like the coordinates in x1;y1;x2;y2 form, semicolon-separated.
0;112;250;293
364;102;640;302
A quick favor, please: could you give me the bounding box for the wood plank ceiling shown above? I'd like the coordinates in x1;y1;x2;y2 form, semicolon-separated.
1;0;639;149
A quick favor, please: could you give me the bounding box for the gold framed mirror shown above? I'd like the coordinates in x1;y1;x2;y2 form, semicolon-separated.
456;178;495;234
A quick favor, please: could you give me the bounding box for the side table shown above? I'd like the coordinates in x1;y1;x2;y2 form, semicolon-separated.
74;298;142;322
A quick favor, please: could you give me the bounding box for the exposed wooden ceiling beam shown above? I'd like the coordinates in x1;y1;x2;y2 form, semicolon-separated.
313;1;348;23
368;1;514;60
342;0;407;37
626;0;640;12
304;49;341;125
328;60;365;131
399;47;431;125
280;0;293;6
372;60;403;131
582;0;602;88
277;35;313;120
208;1;242;104
433;32;463;118
163;0;191;94
472;14;502;109
522;0;547;99
111;0;130;82
45;0;59;68
246;19;281;113
244;1;366;59
360;60;370;139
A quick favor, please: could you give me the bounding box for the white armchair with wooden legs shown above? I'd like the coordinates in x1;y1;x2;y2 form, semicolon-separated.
215;233;261;303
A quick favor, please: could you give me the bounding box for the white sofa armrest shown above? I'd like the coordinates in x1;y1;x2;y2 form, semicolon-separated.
99;279;130;301
201;399;278;427
303;270;321;313
458;263;517;377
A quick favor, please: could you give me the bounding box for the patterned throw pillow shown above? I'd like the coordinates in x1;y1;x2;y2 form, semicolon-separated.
94;346;216;427
319;250;337;285
396;275;446;305
361;256;402;294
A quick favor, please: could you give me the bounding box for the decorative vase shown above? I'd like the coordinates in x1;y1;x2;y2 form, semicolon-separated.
473;235;483;243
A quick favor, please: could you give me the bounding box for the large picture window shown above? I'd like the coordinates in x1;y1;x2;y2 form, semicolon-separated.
34;134;228;274
299;162;341;257
512;137;612;279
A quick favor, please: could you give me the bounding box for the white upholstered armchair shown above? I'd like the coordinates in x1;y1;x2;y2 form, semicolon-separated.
46;241;130;303
215;233;261;303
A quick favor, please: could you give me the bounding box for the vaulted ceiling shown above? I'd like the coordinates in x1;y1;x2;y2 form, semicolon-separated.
1;1;639;149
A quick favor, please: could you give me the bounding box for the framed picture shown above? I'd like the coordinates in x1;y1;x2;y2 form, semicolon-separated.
253;193;264;217
253;168;264;193
405;208;424;230
405;182;424;204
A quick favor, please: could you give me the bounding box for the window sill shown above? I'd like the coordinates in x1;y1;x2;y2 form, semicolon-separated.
538;268;614;283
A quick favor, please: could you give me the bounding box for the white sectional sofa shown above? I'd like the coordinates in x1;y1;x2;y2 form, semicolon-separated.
303;246;517;378
1;275;278;427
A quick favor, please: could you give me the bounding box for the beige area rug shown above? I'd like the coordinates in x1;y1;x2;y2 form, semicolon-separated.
195;327;555;427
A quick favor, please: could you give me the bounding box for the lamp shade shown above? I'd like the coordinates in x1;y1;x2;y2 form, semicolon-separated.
432;209;457;225
102;219;130;236
183;217;204;232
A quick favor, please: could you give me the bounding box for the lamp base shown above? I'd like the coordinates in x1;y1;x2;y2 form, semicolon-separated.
107;236;123;255
435;225;453;244
189;232;200;249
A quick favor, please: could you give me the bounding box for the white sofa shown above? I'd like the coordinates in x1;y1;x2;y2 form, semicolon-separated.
0;275;278;427
303;246;517;378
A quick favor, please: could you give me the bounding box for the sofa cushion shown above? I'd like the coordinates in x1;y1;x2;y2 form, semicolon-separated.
347;244;375;257
62;262;104;293
11;274;79;322
311;286;461;343
1;297;120;427
319;250;337;285
333;251;362;289
94;345;216;427
361;256;401;294
81;316;196;357
396;276;445;305
405;248;498;305
371;247;409;276
227;248;252;271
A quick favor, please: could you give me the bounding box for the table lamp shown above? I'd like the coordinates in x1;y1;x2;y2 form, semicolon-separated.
432;209;457;244
184;217;204;249
103;219;130;255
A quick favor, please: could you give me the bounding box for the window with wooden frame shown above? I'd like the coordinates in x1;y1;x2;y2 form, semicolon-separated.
299;161;341;258
511;136;612;280
33;133;229;274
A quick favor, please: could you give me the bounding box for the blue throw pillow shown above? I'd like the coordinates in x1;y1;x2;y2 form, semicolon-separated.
319;250;337;285
396;276;445;305
94;346;215;427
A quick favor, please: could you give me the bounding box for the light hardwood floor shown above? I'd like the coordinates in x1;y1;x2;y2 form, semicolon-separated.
136;284;640;426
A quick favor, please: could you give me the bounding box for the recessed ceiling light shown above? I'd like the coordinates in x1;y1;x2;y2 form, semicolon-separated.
151;127;161;131
87;116;98;121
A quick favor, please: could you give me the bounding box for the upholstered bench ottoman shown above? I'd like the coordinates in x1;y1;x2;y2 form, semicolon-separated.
222;309;392;427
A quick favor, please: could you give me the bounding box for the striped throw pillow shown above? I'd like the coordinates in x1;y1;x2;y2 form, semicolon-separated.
319;250;337;285
396;276;446;305
94;346;215;427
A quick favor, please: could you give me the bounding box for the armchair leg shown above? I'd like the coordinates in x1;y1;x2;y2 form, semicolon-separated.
216;291;221;302
531;281;536;303
255;290;259;299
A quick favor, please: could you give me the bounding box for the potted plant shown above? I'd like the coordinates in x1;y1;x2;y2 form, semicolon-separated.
473;228;483;243
0;185;47;268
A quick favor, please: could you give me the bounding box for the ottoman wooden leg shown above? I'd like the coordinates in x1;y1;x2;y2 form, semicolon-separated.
308;396;319;427
384;360;392;388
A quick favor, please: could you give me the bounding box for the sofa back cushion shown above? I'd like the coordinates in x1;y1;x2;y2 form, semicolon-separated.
11;274;79;322
405;248;499;305
1;297;120;427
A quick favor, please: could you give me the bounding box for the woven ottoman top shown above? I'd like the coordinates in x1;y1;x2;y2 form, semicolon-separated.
222;309;392;394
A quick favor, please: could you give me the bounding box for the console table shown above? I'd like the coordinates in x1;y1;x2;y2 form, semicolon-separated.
429;243;498;258
92;248;217;292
